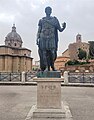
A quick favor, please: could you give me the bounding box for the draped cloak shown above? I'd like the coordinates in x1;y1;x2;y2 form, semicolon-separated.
38;16;61;51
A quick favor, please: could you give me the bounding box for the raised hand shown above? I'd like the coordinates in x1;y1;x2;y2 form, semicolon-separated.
62;22;66;29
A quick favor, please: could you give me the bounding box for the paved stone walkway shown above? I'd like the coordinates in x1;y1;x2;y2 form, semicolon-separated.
0;86;94;120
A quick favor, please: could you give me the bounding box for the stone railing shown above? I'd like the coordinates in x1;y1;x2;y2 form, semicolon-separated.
0;72;21;82
0;71;37;82
64;71;94;83
1;71;94;84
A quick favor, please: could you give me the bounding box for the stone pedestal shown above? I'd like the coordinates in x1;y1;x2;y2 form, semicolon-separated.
25;72;73;120
29;78;66;120
36;78;62;109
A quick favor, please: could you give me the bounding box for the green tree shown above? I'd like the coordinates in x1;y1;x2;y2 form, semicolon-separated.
78;48;87;60
88;41;94;58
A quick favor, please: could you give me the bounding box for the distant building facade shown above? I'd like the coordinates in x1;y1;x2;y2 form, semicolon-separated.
55;34;90;70
54;56;70;70
68;34;89;60
0;24;33;72
32;60;40;70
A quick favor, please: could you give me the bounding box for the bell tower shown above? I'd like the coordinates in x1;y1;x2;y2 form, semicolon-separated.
76;34;82;43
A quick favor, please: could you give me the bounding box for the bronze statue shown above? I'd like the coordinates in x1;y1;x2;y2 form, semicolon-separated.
36;6;66;71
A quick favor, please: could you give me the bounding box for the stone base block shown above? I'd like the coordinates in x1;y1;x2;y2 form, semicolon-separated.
25;102;73;120
33;105;65;118
36;71;61;78
33;78;63;109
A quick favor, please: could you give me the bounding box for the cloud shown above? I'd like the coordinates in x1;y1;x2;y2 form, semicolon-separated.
39;0;47;4
0;13;15;23
0;0;94;62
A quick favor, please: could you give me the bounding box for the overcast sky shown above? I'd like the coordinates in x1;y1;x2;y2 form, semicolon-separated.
0;0;94;63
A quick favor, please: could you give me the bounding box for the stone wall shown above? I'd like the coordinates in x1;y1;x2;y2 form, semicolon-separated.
65;64;94;72
0;55;33;72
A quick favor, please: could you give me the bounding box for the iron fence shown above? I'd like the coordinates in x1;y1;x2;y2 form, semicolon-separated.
68;72;94;83
0;72;21;81
25;72;37;81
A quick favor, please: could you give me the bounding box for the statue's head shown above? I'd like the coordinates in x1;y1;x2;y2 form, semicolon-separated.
45;6;52;16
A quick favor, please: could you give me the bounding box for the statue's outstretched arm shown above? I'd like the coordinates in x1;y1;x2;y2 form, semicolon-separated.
54;17;66;32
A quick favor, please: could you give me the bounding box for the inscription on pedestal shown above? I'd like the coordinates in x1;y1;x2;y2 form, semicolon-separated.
37;81;61;109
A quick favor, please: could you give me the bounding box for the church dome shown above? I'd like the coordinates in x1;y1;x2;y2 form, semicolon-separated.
5;24;23;48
